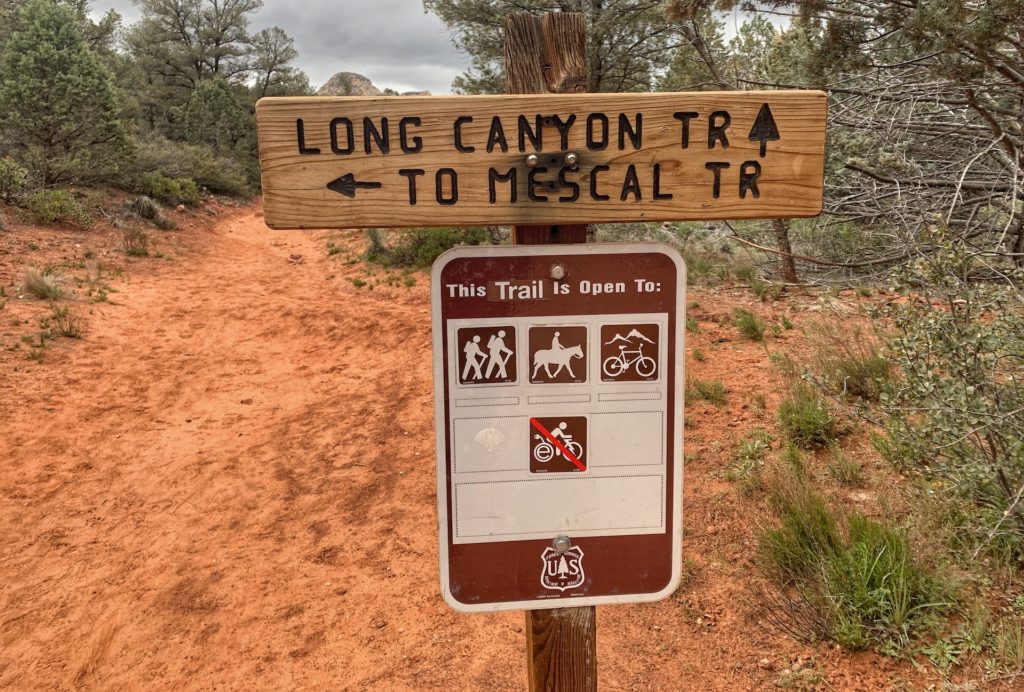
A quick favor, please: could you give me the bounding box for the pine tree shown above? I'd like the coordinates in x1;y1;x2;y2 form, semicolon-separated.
0;0;131;184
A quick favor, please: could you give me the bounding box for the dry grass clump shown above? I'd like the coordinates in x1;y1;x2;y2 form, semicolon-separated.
808;320;891;402
22;267;64;300
43;304;84;338
122;227;149;257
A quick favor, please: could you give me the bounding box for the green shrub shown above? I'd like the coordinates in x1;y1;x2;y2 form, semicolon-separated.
750;277;783;301
758;472;945;652
779;383;836;449
21;267;63;300
878;244;1024;560
26;189;92;227
728;428;773;495
0;156;29;202
137;173;200;207
733;307;766;341
130;137;251;197
686;377;727;406
781;442;806;477
366;227;488;268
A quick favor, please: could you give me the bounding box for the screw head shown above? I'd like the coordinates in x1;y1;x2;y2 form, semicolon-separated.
526;154;540;167
564;152;579;167
552;535;572;554
549;262;567;281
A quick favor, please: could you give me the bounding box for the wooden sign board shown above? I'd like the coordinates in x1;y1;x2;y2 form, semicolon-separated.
432;243;684;611
256;91;826;229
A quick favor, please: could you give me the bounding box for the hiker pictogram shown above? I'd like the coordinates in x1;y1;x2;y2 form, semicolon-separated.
457;326;517;385
528;326;587;384
530;416;587;473
600;324;659;382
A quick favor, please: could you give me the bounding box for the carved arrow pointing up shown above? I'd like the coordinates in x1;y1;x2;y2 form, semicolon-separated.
327;173;382;198
748;103;781;157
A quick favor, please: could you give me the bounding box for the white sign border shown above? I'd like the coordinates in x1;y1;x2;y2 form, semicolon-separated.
431;242;686;613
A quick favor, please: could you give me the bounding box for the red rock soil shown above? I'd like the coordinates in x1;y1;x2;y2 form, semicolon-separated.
0;201;944;689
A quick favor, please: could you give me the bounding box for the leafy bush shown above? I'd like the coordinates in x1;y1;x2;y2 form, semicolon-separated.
129;137;251;197
26;189;92;227
366;227;489;268
877;242;1024;560
733;307;766;341
0;156;29;202
758;472;945;651
137;173;200;207
21;267;63;299
779;383;836;449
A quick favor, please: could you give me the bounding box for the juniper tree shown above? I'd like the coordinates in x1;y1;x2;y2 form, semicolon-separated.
0;0;131;184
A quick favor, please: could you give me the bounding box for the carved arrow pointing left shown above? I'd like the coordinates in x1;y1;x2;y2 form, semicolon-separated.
327;173;382;198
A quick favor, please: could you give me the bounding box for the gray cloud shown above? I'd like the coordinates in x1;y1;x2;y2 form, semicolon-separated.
90;0;469;94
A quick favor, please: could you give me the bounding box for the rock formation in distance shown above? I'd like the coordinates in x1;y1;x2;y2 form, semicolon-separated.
317;72;430;97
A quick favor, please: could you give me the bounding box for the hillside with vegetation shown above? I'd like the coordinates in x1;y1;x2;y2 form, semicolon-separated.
0;0;310;225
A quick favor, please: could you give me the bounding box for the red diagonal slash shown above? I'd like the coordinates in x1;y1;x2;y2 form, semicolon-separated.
530;418;586;472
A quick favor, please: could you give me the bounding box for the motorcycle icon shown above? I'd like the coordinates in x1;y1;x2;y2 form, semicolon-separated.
532;433;584;463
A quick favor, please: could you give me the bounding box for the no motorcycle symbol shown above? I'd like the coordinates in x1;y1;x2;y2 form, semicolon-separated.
530;416;587;474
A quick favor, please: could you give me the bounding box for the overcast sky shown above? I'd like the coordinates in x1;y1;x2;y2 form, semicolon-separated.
89;0;469;94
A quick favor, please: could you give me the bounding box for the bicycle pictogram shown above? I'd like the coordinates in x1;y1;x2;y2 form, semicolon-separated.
602;342;657;378
600;324;659;381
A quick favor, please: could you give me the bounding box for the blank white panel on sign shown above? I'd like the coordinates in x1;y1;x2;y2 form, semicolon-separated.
598;391;661;402
453;475;665;544
452;417;528;473
590;411;664;468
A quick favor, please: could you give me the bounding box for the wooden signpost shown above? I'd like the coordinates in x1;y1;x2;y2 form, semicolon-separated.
254;10;827;692
255;97;826;231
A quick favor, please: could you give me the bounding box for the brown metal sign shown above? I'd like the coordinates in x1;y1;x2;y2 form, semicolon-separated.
256;91;826;229
431;244;685;612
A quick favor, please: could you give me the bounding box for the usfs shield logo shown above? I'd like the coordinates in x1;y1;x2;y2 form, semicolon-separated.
540;546;585;591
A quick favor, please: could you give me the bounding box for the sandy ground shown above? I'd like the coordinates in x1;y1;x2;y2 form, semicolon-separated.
0;204;937;689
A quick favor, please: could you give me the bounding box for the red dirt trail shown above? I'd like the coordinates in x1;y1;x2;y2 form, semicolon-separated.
0;205;930;689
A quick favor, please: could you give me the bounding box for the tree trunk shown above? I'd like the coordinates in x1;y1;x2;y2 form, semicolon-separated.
1013;217;1024;268
771;218;799;283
